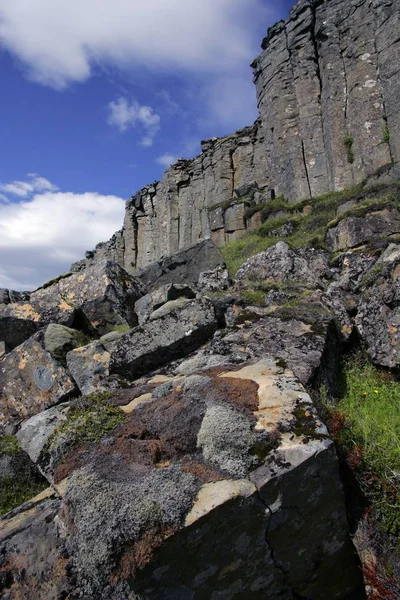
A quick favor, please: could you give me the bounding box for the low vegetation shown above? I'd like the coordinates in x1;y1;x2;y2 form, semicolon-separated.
0;436;47;515
319;354;400;594
222;183;400;275
329;357;400;536
46;390;125;453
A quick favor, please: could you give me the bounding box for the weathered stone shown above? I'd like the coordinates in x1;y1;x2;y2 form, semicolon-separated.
0;341;8;359
132;239;226;291
198;266;232;293
16;403;71;465
0;289;30;305
0;493;71;599
13;359;362;599
326;209;400;252
355;243;400;367
134;283;196;325
30;260;147;335
43;324;87;366
0;332;77;432
224;203;246;233
0;303;43;350
67;298;218;394
235;242;330;289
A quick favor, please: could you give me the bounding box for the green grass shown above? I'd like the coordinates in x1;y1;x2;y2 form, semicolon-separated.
221;183;400;276
330;357;400;536
0;436;47;515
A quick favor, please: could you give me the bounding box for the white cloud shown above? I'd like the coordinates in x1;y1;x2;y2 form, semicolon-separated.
107;97;160;146
0;1;273;90
156;153;178;168
0;188;125;290
0;174;58;198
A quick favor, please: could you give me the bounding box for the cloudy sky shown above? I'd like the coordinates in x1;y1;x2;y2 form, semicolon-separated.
0;0;293;290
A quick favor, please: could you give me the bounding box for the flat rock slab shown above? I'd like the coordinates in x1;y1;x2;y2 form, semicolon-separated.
67;297;218;394
2;359;362;599
0;332;76;433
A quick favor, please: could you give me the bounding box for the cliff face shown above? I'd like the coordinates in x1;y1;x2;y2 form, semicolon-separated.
75;0;400;274
253;0;399;200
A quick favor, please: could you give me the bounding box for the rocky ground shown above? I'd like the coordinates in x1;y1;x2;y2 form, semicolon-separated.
1;182;400;598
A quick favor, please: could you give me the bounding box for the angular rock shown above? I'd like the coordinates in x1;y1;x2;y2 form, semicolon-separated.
355;243;400;367
0;492;71;599
44;324;87;366
134;283;196;325
3;360;362;599
0;341;8;359
132;239;226;292
67;298;218;394
198;266;232;293
0;332;77;433
0;303;43;351
235;242;330;289
30;260;147;336
16;403;71;465
326;208;400;253
0;289;30;305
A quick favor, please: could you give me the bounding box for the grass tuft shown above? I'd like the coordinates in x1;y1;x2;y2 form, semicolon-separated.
328;356;400;536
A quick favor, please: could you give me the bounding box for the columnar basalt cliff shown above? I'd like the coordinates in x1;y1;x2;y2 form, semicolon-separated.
72;0;400;275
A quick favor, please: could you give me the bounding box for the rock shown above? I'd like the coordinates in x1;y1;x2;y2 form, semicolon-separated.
326;208;400;252
0;341;8;359
355;244;400;367
132;239;226;291
0;289;30;305
30;260;147;336
0;332;77;433
134;283;196;325
0;303;43;350
67;298;218;394
44;324;87;366
3;359;362;599
235;242;330;289
16;403;71;465
198;266;232;293
0;492;71;599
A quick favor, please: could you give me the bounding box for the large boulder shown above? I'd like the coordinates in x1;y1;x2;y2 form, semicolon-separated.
235;242;330;289
134;283;196;325
67;298;218;394
0;331;77;434
30;260;147;336
326;208;400;252
133;239;226;291
0;359;363;599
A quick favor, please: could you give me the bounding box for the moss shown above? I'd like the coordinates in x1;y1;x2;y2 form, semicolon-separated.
292;403;329;442
240;289;265;306
46;391;125;454
112;324;131;334
0;435;20;454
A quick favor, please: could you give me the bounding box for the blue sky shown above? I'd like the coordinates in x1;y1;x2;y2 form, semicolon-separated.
0;0;293;290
